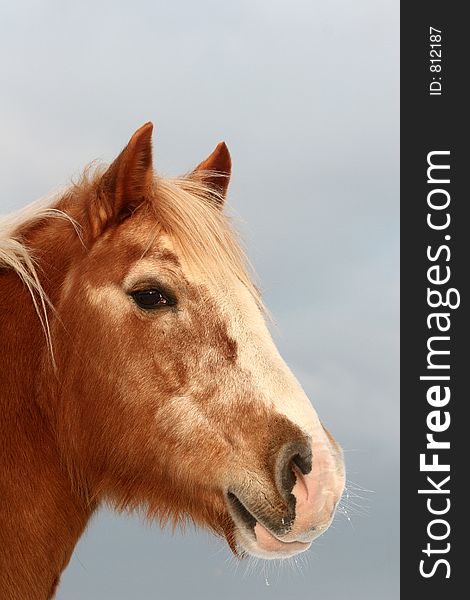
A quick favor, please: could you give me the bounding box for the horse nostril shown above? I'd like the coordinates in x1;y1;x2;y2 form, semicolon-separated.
276;440;312;498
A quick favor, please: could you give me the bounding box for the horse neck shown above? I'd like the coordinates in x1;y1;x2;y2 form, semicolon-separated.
0;213;94;600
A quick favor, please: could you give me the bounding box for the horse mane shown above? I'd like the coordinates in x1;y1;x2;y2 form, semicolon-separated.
0;167;263;358
147;174;262;310
0;195;80;362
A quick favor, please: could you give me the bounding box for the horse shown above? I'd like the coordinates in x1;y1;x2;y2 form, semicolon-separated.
0;123;345;599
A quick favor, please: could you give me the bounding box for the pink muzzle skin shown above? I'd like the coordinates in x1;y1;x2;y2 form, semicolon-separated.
253;442;344;554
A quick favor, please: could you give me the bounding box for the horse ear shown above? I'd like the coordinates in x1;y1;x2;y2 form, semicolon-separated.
87;122;154;238
191;141;231;206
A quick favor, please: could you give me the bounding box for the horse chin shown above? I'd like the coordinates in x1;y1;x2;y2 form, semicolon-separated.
225;494;314;560
232;521;312;560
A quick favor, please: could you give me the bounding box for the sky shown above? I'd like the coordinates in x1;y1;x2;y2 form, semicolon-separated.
0;1;399;598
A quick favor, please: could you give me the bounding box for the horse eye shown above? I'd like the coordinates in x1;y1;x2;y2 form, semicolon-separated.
131;289;174;310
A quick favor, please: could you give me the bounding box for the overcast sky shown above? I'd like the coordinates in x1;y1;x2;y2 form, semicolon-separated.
1;1;399;598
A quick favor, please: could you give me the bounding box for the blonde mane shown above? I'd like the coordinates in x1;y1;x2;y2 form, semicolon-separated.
0;170;262;359
0;195;81;362
149;175;262;310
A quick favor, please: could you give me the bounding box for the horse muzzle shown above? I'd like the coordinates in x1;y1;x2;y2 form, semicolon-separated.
226;437;345;559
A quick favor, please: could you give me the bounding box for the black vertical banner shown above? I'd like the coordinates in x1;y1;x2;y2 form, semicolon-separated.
401;3;466;598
